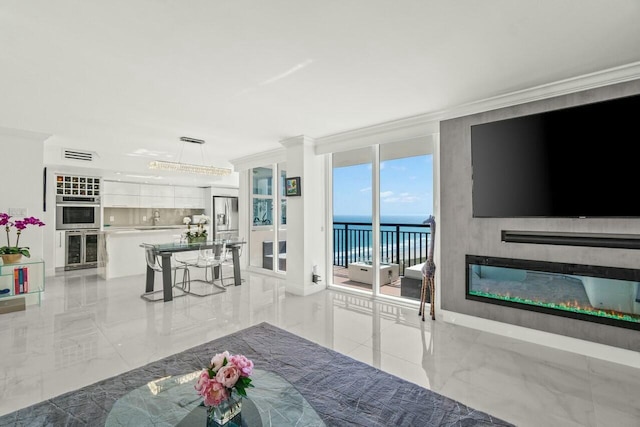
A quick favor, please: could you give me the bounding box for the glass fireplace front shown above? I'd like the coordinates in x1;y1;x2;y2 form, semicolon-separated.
466;255;640;330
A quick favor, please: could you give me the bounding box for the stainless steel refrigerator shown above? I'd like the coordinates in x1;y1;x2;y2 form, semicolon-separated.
212;196;239;239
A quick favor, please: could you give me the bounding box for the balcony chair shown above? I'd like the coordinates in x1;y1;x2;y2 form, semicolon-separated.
174;242;227;297
140;243;189;302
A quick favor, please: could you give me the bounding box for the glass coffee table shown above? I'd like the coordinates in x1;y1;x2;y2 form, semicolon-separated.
105;369;324;426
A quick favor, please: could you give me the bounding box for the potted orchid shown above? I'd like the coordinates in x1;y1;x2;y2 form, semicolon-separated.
184;215;210;244
195;350;254;426
0;213;45;263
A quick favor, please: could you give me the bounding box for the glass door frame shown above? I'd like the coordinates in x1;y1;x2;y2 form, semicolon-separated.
249;163;287;274
327;145;383;297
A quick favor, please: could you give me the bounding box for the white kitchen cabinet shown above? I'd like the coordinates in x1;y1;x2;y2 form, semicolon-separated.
140;184;174;198
174;197;205;208
54;230;66;268
103;181;204;209
175;186;203;199
103;181;140;196
174;186;205;208
139;195;175;208
103;194;140;208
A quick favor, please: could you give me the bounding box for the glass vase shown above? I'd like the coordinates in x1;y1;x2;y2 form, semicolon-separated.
188;236;207;244
207;391;242;427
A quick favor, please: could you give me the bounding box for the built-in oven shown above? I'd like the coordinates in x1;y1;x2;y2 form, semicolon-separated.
56;195;101;230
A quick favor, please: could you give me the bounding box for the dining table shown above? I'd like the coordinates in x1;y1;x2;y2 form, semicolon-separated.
143;239;246;302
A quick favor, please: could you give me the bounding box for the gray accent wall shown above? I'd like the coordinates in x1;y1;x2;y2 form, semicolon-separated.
440;79;640;351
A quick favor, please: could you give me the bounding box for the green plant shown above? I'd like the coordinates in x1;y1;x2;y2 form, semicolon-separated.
0;213;45;257
183;215;210;240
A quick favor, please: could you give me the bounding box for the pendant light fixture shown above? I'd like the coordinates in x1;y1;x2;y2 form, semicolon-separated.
148;137;232;176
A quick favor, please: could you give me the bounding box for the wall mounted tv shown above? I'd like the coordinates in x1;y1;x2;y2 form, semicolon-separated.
471;93;640;218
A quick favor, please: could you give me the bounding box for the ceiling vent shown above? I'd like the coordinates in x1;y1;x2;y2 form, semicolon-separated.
63;149;94;162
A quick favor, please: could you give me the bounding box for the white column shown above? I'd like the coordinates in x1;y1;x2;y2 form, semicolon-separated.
280;135;326;296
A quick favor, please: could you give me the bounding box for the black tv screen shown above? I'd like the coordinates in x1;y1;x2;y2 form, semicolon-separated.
471;93;640;218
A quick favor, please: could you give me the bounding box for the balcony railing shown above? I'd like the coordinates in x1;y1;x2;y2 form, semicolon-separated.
332;221;432;276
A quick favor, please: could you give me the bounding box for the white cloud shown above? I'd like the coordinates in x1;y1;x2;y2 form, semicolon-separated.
381;193;420;203
360;187;372;192
380;191;394;198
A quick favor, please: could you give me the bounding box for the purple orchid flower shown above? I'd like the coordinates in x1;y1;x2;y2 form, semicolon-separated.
0;213;46;257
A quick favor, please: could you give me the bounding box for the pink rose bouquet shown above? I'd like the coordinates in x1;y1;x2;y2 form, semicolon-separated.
195;350;254;407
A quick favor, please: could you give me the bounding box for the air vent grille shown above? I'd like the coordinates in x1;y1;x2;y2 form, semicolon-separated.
63;149;93;162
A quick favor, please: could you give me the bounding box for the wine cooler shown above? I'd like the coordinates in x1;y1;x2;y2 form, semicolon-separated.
65;229;99;270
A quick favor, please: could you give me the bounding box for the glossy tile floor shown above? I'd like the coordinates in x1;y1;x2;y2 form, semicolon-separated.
1;268;639;427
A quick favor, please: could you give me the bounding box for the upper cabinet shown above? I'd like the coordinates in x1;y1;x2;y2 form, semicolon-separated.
103;181;205;209
175;186;203;199
103;181;140;196
174;186;205;209
140;184;174;198
103;181;140;207
139;184;174;208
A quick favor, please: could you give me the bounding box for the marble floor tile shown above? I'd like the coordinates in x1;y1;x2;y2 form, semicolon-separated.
0;268;638;427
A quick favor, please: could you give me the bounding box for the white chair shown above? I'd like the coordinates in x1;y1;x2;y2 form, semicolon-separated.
176;242;227;296
140;243;189;302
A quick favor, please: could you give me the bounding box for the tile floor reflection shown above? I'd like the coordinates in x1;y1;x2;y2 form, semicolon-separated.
0;269;639;426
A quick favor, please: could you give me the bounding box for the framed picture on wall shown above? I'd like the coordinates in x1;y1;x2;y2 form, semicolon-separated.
286;176;301;196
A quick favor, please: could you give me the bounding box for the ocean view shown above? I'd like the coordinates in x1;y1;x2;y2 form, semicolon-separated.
332;214;431;266
333;214;429;225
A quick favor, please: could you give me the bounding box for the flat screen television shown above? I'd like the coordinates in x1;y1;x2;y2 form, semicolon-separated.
470;93;640;218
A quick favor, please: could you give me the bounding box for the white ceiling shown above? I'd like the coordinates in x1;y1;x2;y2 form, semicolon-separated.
2;1;640;185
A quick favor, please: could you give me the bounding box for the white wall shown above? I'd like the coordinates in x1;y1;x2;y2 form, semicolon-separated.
0;127;52;273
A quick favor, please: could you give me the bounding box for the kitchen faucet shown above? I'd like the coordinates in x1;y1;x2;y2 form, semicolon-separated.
152;210;160;225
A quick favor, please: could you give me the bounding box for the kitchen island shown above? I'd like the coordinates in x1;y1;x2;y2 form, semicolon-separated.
98;226;188;280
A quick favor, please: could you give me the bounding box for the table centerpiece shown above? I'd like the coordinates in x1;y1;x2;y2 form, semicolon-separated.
195;350;254;427
184;215;210;244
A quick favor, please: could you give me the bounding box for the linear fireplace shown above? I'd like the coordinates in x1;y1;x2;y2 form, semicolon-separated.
466;255;640;331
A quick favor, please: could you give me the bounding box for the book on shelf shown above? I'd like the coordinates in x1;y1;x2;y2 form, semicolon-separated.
13;267;29;295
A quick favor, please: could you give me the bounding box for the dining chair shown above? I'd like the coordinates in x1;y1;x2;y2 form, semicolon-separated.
140;243;189;302
175;241;227;296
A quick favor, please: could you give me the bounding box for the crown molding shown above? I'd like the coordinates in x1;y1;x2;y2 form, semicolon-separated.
280;135;315;148
314;115;438;155
229;147;286;171
314;61;640;154
435;61;640;122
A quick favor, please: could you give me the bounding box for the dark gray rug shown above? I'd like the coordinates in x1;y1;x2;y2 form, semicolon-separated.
0;322;513;426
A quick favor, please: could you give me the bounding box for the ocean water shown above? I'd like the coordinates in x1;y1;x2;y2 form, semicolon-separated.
333;214;429;225
332;214;432;264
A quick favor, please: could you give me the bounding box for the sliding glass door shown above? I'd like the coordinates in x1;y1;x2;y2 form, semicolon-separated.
378;140;432;300
332;147;374;294
331;140;433;301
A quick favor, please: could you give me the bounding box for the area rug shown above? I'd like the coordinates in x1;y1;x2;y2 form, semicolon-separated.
0;322;513;426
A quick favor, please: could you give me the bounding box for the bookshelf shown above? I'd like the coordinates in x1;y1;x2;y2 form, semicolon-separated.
0;257;45;312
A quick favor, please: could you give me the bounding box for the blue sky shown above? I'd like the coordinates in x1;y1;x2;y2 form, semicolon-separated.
333;155;433;217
